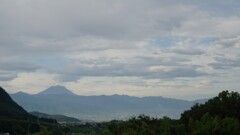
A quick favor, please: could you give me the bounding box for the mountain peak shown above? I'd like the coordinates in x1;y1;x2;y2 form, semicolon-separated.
14;91;29;95
38;85;75;95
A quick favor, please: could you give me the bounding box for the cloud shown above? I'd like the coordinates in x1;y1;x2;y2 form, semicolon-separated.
0;59;42;81
209;57;240;69
0;61;42;72
0;70;17;81
0;0;240;98
215;36;240;48
56;56;208;82
166;48;205;55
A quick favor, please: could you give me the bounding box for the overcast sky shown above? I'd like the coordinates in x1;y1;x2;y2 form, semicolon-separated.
1;0;240;100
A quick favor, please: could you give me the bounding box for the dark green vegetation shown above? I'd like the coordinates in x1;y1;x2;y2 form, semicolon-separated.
61;122;109;135
94;90;240;135
30;111;81;123
0;87;61;135
0;87;29;120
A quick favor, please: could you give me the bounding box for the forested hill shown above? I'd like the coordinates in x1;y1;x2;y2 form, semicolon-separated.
30;111;81;123
180;90;240;126
0;86;59;135
0;86;29;120
99;90;240;135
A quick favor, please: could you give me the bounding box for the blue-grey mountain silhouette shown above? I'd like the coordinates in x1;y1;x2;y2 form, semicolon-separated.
11;85;206;121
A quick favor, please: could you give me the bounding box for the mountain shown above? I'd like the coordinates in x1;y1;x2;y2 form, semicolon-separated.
30;111;81;123
38;85;75;95
11;85;203;121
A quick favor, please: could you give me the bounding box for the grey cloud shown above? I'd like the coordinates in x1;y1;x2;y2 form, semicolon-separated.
209;57;240;69
56;57;208;82
192;0;240;16
0;70;17;81
0;0;239;58
0;61;42;72
0;60;42;81
0;0;239;92
146;67;208;79
166;48;205;55
215;36;240;48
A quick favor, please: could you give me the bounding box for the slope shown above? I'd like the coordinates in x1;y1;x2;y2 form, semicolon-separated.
0;86;59;135
30;111;81;123
0;86;29;120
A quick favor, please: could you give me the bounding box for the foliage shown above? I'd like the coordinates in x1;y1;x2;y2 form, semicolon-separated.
97;90;240;135
102;115;186;135
188;113;240;135
62;122;109;135
181;90;240;126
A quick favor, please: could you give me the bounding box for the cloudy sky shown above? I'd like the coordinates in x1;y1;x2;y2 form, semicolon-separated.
1;0;240;100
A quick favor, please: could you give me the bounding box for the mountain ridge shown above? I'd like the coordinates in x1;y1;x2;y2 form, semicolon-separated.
10;85;207;121
11;85;207;102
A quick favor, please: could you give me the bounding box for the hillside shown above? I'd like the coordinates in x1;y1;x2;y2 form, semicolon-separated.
0;87;59;135
180;90;240;125
0;86;29;120
0;86;39;134
30;111;81;123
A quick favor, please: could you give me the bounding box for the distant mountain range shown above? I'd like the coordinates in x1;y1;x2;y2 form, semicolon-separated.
10;85;207;121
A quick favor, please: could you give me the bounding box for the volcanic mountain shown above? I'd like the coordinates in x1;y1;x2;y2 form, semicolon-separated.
38;85;76;95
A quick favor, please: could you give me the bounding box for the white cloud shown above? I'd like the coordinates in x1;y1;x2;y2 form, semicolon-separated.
4;72;58;93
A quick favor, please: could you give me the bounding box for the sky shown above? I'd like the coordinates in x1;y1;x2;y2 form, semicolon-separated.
0;0;240;100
